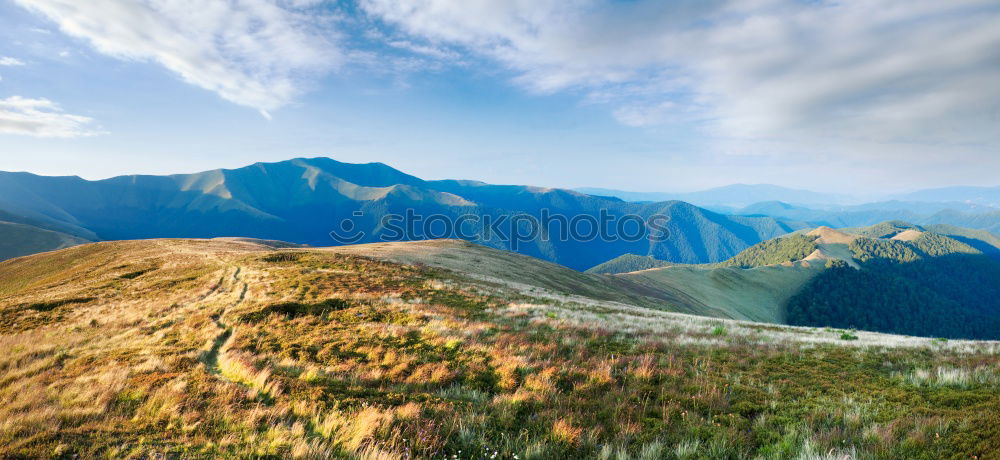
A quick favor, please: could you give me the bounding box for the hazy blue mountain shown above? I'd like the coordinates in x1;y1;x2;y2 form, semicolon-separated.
576;184;852;208
845;200;995;214
0;158;804;270
922;210;1000;235
735;200;1000;232
574;188;679;203
893;186;1000;207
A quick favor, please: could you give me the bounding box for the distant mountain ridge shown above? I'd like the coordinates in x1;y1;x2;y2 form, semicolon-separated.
732;200;1000;234
0;158;802;269
575;184;852;208
578;184;1000;209
892;186;1000;207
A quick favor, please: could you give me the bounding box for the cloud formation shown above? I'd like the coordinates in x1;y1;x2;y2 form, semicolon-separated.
361;0;1000;149
0;57;26;66
14;0;341;115
0;96;104;138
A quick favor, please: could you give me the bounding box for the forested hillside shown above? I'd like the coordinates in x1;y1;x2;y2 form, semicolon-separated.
585;254;672;274
589;233;821;274
718;234;819;268
788;231;1000;339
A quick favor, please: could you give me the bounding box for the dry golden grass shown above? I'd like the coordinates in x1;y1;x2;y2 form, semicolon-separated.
0;238;997;458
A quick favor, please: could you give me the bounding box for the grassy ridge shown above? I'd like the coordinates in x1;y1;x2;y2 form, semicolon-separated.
622;264;823;323
585;254;673;274
586;233;820;276
0;239;997;458
0;221;88;262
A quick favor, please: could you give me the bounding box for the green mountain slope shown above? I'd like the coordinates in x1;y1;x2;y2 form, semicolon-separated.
622;264;824;323
0;221;89;261
610;222;1000;339
787;229;1000;339
588;230;826;275
923;223;1000;256
585;254;672;274
716;233;819;268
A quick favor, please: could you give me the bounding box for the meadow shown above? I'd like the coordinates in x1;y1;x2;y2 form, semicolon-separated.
0;239;997;459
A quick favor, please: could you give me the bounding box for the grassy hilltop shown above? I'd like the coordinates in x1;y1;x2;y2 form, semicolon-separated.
0;239;998;458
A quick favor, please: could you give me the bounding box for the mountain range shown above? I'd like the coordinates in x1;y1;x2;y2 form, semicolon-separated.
0;158;800;270
575;184;854;208
733;201;1000;234
3;157;999;275
892;186;1000;208
578;184;1000;210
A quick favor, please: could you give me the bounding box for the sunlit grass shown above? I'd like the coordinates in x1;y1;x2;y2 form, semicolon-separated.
0;238;997;458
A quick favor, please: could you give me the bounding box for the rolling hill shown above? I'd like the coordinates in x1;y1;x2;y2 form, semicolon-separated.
597;222;1000;339
0;237;998;458
0;220;89;261
0;158;803;270
585;253;673;274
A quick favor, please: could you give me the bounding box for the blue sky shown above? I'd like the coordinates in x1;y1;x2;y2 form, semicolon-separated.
0;0;998;194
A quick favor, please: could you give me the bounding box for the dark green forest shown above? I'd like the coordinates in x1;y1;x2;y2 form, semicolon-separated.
719;234;818;268
788;234;1000;339
585;253;672;274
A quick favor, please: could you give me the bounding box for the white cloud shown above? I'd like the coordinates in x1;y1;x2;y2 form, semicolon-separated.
14;0;341;113
0;57;26;66
0;96;104;138
361;0;1000;151
386;40;459;61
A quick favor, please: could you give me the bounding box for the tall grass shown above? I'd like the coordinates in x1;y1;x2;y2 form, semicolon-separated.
0;239;997;458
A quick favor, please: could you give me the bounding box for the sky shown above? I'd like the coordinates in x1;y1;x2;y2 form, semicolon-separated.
0;0;998;194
